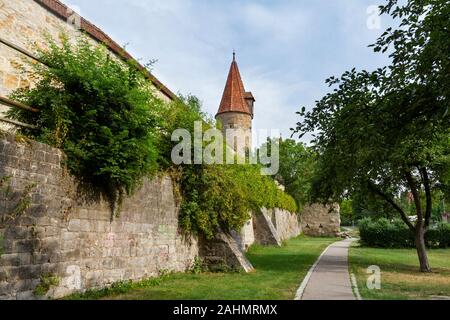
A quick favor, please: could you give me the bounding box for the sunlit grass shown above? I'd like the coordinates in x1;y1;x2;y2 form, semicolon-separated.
350;243;450;300
66;236;336;300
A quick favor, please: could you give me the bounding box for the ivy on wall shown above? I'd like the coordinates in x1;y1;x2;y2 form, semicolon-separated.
6;34;297;238
161;96;297;238
7;35;163;214
0;175;36;225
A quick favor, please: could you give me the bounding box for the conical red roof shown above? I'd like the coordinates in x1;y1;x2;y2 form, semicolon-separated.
216;56;252;116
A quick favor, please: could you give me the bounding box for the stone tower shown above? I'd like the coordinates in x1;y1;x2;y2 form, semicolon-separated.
216;53;255;155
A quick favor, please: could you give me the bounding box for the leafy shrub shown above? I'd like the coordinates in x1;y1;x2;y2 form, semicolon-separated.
340;199;354;226
263;138;316;211
427;223;450;249
359;218;450;248
34;274;60;296
190;256;205;274
162;96;297;239
65;272;172;300
178;163;297;239
156;95;208;168
7;35;298;238
8;35;163;211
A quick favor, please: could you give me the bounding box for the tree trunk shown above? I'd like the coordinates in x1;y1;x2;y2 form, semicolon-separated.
415;227;431;273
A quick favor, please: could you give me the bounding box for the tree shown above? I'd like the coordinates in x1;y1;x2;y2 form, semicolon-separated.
351;189;400;221
340;199;354;226
294;0;450;272
372;0;450;120
273;139;316;211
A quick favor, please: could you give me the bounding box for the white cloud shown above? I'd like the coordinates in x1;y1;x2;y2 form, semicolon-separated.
241;3;311;43
128;0;192;16
62;0;393;145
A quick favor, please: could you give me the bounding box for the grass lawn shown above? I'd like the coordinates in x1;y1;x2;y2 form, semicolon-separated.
350;243;450;300
66;236;336;300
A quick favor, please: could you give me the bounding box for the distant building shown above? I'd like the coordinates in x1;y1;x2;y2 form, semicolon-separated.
215;53;255;157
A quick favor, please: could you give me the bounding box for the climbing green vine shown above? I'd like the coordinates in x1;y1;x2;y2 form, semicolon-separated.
0;175;36;224
33;274;60;297
6;34;297;238
162;97;297;239
7;35;163;214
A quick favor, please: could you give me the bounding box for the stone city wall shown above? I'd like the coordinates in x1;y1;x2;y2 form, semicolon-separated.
272;208;302;241
0;135;304;299
0;0;336;300
232;208;302;251
231;217;255;252
0;135;198;300
301;203;340;237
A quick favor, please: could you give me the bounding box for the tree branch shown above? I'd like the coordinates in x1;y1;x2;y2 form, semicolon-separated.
405;170;423;228
419;167;432;229
368;181;415;231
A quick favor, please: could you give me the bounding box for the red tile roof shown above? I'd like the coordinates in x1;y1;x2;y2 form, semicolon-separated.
244;91;255;102
34;0;177;101
217;57;253;117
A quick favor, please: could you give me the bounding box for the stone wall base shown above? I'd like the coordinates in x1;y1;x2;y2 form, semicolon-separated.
253;209;282;247
0;134;305;299
0;135;198;300
199;232;254;273
232;208;303;252
230;216;255;252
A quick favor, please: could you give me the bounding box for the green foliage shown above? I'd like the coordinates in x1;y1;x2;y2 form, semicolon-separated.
294;0;449;271
11;183;36;219
340;199;354;226
427;223;450;249
373;0;450;120
156;95;207;169
359;218;450;249
178;163;297;239
359;218;414;248
64;271;172;300
190;256;204;274
351;190;409;221
352;189;448;223
0;175;36;224
5;35;297;238
162;96;297;239
7;35;163;211
262;138;316;211
0;175;12;198
65;236;336;300
34;274;60;297
431;191;449;222
294;0;449;207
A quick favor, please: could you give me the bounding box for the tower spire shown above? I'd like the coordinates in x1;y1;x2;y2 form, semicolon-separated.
216;54;251;116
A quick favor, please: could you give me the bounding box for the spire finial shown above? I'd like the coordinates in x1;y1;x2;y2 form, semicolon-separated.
233;50;236;61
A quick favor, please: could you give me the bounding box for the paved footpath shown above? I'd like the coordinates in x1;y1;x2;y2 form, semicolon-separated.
297;239;356;300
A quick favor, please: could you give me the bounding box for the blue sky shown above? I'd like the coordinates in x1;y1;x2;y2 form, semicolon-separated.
63;0;392;145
